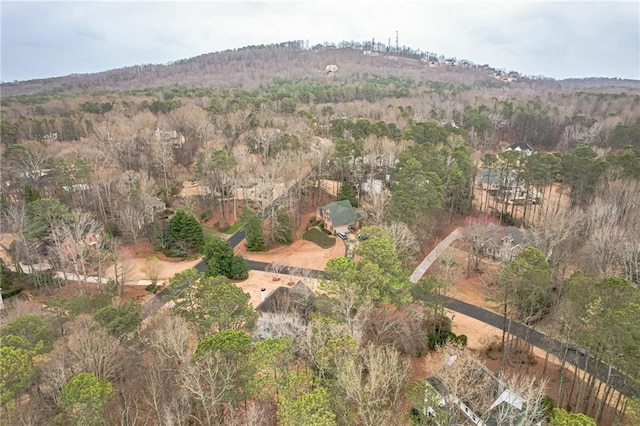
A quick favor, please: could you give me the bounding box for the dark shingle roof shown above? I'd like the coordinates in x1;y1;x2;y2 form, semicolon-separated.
319;200;356;227
256;281;314;316
506;142;534;152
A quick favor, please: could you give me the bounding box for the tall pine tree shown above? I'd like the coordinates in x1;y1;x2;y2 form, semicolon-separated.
243;208;266;252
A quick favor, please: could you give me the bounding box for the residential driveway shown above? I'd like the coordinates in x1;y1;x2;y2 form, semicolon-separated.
409;227;462;283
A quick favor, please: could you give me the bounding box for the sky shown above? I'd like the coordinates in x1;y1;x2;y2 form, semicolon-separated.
1;1;639;82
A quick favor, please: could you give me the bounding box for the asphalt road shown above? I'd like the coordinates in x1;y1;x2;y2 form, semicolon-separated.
441;295;639;398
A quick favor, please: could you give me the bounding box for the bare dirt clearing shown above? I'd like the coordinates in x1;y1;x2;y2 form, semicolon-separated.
233;270;319;307
115;240;203;284
235;238;345;270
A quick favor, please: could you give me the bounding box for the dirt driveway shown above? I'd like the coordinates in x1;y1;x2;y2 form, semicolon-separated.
234;238;345;271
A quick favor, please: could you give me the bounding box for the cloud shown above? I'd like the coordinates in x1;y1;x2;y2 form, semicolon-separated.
1;1;638;82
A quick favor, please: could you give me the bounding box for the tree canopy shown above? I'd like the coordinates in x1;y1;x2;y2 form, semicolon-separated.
203;236;249;280
166;269;256;337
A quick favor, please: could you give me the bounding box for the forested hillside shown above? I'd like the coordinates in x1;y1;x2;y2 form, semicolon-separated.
1;41;639;425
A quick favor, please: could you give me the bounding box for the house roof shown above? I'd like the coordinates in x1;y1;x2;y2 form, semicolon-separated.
256;281;314;316
499;226;529;246
319;200;357;227
426;354;541;426
506;142;534;153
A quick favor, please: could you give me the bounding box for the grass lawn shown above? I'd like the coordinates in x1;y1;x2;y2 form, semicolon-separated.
303;227;336;249
202;225;229;240
224;221;244;234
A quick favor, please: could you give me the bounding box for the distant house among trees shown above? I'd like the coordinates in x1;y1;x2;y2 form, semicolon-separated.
154;127;185;149
62;183;90;192
141;195;166;221
505;142;535;155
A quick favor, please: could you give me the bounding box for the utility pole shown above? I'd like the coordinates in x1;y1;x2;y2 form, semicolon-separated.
396;30;399;51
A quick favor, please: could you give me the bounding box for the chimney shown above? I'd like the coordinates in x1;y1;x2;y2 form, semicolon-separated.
260;288;267;302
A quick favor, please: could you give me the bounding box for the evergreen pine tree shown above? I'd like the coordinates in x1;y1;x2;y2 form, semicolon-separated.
168;210;204;255
243;209;266;252
337;180;358;207
203;237;249;280
204;237;235;277
273;207;294;244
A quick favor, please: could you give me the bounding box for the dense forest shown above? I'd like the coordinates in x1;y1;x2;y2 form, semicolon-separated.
1;41;639;425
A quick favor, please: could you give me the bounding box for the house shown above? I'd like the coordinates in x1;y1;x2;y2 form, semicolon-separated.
360;178;384;194
476;168;504;192
57;223;103;263
316;200;367;234
254;281;315;340
325;64;338;77
425;353;544;426
141;195;166;221
505;142;534;156
256;281;314;316
154;127;186;149
484;226;528;262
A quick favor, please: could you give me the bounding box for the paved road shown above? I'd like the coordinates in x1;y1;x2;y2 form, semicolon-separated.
441;296;639;398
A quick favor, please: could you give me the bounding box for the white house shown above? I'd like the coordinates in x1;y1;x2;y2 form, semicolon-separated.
505;142;535;156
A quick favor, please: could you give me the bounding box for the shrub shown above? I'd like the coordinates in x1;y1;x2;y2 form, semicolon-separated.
230;256;249;280
427;330;466;350
0;288;22;299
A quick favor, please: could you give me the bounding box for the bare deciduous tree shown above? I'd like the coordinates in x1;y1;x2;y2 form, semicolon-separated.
142;256;162;287
335;344;410;426
40;316;123;407
462;215;502;276
118;203;146;244
139;312;196;425
50;211;102;293
109;240;136;295
361;188;391;224
149;138;175;200
383;221;419;260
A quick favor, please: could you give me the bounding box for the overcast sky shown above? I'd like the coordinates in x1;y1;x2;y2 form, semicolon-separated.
1;1;638;82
